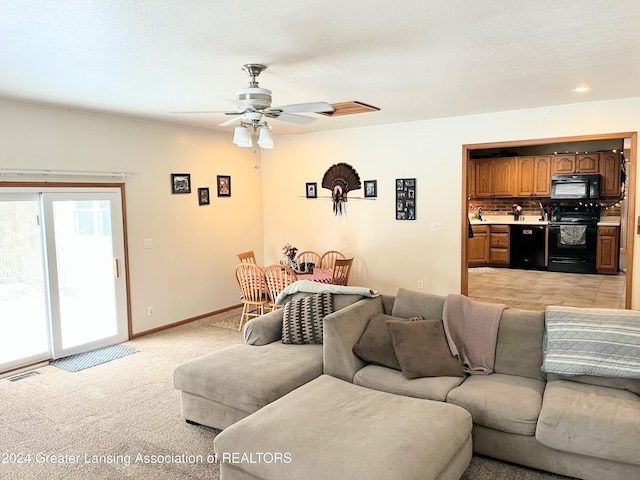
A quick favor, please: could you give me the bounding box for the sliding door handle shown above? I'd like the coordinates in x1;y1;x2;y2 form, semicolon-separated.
114;258;120;278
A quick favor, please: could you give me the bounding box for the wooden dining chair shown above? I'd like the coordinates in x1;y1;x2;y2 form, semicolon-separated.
320;250;346;270
295;250;321;268
234;262;269;331
330;257;354;285
263;264;298;311
237;250;257;264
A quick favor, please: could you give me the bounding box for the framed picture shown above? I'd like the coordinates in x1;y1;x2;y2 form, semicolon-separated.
217;175;231;197
364;180;377;198
306;182;317;198
198;187;210;206
395;178;416;220
171;173;191;194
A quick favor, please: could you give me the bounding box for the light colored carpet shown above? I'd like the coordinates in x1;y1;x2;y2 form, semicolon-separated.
1;310;574;479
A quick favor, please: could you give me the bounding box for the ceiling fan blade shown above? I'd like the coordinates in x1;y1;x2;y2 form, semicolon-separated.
264;112;315;124
269;102;334;114
219;116;244;127
169;110;245;115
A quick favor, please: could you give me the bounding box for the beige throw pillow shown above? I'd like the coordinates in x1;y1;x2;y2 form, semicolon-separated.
386;319;464;379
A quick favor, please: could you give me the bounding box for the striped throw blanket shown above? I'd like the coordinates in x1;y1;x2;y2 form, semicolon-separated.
543;306;640;378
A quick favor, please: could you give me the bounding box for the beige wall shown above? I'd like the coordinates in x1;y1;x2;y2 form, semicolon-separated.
2;96;640;337
0;100;263;334
262;97;640;302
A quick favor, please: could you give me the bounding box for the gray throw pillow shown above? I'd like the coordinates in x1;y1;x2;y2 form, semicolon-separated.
386;319;464;379
282;292;333;344
352;314;424;370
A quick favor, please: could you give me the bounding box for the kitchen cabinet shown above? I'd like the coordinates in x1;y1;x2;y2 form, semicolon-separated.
467;160;476;198
576;153;599;173
599;151;622;197
475;158;516;197
489;225;510;265
468;225;489;266
551;153;599;174
516;156;551;196
597;225;620;274
551;154;576;174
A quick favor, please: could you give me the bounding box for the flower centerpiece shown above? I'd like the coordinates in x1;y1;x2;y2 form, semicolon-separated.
282;243;298;268
512;203;523;220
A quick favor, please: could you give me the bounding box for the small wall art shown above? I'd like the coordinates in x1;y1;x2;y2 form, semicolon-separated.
364;180;377;198
198;187;210;205
171;173;191;194
395;178;416;220
306;182;317;198
217;175;231;197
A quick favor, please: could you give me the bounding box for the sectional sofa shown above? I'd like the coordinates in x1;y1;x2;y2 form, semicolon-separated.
174;288;640;480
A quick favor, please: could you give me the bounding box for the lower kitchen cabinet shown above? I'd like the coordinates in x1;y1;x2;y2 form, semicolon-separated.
597;226;620;274
489;225;510;265
468;225;489;266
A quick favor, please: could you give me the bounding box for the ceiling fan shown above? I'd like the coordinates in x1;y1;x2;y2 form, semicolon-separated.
174;63;334;128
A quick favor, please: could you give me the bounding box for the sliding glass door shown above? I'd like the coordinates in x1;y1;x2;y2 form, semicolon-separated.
0;188;128;373
0;194;50;371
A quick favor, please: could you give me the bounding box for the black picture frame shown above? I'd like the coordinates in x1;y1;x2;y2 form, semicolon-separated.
395;178;416;220
171;173;191;194
364;180;377;198
217;175;231;197
306;182;317;198
198;187;210;205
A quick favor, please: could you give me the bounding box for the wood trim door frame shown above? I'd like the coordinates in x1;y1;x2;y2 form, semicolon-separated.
461;132;637;309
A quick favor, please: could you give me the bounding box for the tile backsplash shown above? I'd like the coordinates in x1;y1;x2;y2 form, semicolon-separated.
468;198;621;217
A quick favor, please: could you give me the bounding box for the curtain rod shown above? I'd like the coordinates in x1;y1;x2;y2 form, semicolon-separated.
0;169;127;179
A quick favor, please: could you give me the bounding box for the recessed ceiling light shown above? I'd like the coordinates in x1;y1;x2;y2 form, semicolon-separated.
573;85;591;93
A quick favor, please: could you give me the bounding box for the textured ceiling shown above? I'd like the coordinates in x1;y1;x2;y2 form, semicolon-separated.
0;1;639;136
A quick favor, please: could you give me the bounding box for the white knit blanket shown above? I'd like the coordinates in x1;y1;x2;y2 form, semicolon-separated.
543;306;640;378
275;280;380;305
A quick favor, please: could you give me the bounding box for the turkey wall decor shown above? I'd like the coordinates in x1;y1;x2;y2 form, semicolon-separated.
321;163;361;215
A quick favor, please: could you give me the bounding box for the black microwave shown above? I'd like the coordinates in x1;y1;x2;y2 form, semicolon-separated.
550;174;601;200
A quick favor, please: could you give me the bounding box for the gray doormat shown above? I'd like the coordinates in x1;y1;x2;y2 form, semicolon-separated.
50;344;138;372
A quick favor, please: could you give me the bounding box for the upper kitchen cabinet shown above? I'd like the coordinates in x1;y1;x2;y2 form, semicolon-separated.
599;151;622;197
551;153;599;174
551;154;575;174
467;160;476;198
516;156;551;196
575;153;600;173
475;158;516;197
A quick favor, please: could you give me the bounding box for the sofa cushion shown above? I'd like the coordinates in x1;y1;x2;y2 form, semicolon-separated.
387;319;464;379
446;373;545;436
354;364;464;401
390;288;445;320
173;343;323;414
352;314;405;370
493;309;546;381
282;292;333;344
536;380;640;465
546;372;640;396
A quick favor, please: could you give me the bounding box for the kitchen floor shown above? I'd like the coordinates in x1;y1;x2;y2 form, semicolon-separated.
468;267;626;311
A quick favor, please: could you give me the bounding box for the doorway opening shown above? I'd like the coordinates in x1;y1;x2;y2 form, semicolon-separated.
461;132;636;310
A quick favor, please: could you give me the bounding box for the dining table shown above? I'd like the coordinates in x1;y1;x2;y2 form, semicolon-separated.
295;267;332;284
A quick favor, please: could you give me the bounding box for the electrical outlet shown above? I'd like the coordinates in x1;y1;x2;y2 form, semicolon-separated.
418;280;423;289
431;223;444;233
148;306;154;316
144;239;153;249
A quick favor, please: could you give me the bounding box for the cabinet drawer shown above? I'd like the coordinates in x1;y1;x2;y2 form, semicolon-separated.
598;226;618;236
490;225;510;233
489;248;510;264
490;234;509;248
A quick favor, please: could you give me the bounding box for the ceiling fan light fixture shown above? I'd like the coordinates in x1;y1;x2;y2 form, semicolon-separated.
233;125;252;147
257;124;274;149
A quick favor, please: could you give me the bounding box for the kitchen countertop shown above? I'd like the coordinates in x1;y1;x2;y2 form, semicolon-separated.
469;215;621;227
